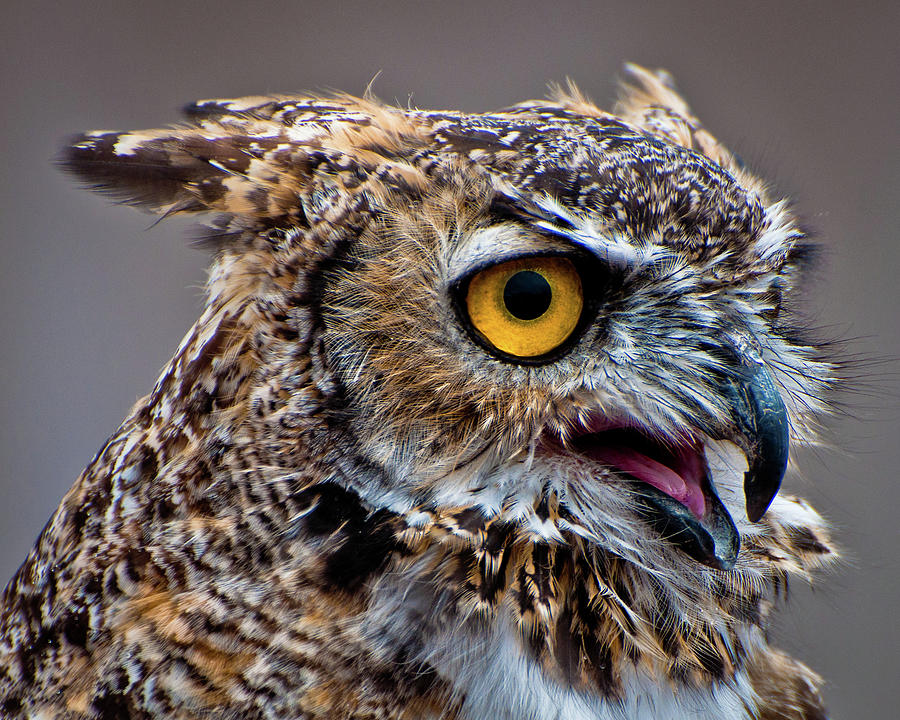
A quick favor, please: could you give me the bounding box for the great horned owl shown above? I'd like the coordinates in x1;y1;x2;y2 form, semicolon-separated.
0;65;836;719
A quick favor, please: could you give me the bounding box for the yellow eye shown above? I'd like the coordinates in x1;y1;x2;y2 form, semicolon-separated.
465;256;583;358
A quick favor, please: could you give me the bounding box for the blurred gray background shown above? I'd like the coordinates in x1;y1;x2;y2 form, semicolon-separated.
2;1;897;715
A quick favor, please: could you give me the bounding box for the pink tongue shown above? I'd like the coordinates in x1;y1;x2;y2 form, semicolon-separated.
586;446;707;518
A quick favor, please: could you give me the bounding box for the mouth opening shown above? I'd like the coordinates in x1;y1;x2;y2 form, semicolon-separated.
573;428;707;519
564;425;741;570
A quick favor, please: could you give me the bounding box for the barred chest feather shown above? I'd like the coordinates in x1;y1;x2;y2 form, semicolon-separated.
366;559;758;720
355;482;832;720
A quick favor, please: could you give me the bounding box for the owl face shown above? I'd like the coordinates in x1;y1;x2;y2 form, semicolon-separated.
316;148;820;575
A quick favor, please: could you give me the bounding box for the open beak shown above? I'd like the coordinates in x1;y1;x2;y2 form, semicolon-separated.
568;350;789;571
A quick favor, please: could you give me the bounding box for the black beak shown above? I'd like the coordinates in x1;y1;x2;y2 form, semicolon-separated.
634;480;740;570
718;352;790;522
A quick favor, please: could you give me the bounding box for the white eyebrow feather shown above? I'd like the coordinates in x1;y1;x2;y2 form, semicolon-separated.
491;181;653;269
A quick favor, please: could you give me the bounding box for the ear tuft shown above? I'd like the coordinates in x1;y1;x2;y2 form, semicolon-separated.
616;63;693;119
59;129;214;213
59;121;313;224
614;63;746;179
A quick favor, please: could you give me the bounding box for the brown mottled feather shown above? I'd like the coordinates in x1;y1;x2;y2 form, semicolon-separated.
2;66;836;719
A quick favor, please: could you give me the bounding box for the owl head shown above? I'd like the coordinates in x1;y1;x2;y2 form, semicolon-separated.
62;65;835;682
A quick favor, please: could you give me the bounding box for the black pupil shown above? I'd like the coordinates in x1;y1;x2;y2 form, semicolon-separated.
503;270;552;320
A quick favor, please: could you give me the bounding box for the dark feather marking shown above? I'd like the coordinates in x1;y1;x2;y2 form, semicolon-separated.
296;482;402;592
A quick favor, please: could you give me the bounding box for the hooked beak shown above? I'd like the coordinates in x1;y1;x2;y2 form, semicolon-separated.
719;350;790;523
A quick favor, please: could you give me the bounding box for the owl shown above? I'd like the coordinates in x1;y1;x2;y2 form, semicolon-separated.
0;65;837;719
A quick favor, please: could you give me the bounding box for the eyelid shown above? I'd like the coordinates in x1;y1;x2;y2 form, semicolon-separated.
531;220;641;271
447;223;577;286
